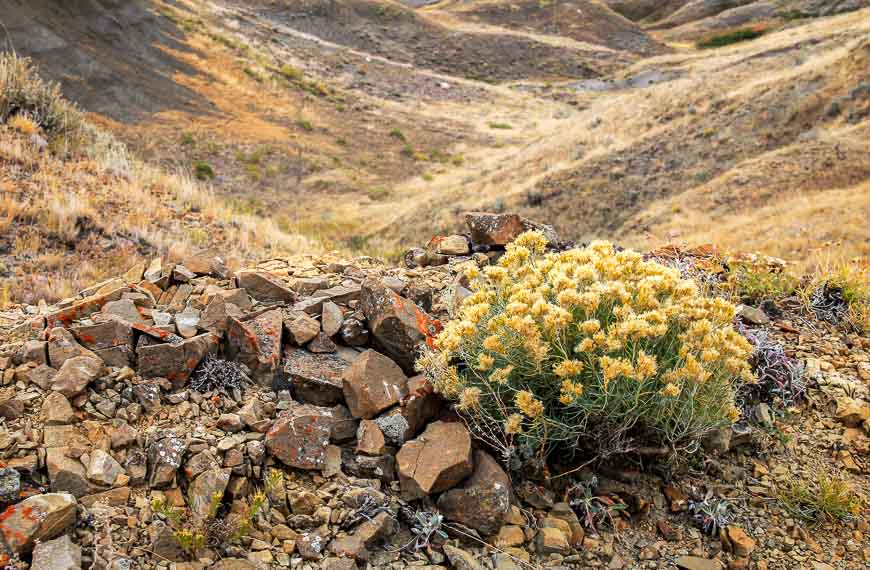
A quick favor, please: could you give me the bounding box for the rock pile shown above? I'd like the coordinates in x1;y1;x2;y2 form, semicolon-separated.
0;212;866;570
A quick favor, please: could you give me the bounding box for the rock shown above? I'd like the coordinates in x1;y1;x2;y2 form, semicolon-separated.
401;375;442;435
396;421;473;500
42;391;75;425
496;525;525;547
266;403;334;470
722;526;756;557
14;340;47;365
736;304;770;325
321;301;343;337
675;557;722;570
79;486;131;507
0;399;24;420
45;286;128;329
17;364;56;390
102;299;146;324
138;333;218;386
31;533;81;570
329;404;358;443
46;448;91;497
0;493;76;555
340;449;396;483
48;328;98;368
0;468;21;503
464;212;524;246
200;294;238;334
175;308;201;338
549;502;585;548
535;527;570;555
431;234;470;256
147;436;186;488
292;276;329;296
438;449;511;535
356;420;387;455
297;528;329;560
238;397;271;432
188;468;230;519
183;251;229;278
226;310;283;385
375;411;411;446
341;349;408;419
835;397;870;427
87;449;124;486
149;520;187;562
443;544;483;570
218;413;244;433
51;356;103;398
308;332;337;353
340;318;369;347
360;279;439;374
283;348;348;407
72;320;134;353
236;271;296;304
284;312;323;346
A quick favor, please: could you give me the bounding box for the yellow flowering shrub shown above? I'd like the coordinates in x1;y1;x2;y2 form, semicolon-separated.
418;231;754;459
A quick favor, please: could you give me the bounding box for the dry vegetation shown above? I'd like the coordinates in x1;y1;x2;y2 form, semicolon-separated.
0;53;315;306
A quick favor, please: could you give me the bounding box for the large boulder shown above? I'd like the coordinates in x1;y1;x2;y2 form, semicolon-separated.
0;493;77;555
360;279;439;374
31;534;81;570
341;350;408;419
438;450;511;535
396;421;473;500
465;211;558;247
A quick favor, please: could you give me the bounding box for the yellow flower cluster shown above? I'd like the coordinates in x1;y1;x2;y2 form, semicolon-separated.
420;231;755;453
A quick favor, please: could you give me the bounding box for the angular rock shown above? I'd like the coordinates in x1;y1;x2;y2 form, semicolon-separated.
72;319;134;352
17;363;56;390
45;286;128;329
226;310;282;386
238;397;272;433
102;299;146;324
360;279;439;373
266;404;335;470
341;349;408;419
147;436;186;488
396;421;473;500
429;234;470;256
675;556;722;570
736;304;770;325
183;251;229;278
321;302;343;337
438;449;511;535
42;392;76;425
200;294;244;334
400;375;442;436
340;317;369;347
14;340;47;365
466;211;557;246
0;399;24;421
175;308;201;338
356;420;387;455
535;527;570;555
284;312;321;346
835;397;870;427
375;411;411;447
236;271;296;304
308;332;337;354
283;348;348;407
444;544;484;570
722;526;756;557
31;533;81;570
0;493;77;555
188;468;231;519
51;356;104;398
340;449;396;483
48;328;98;368
87;449;124;486
138;333;218;386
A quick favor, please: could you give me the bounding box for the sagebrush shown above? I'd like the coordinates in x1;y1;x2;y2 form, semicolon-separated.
418;232;755;463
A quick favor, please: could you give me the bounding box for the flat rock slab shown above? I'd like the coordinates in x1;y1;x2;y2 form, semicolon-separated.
137;333;219;387
236;271;296;304
341;350;408;419
44;286;128;329
266;403;336;470
0;493;77;555
283;348;350;406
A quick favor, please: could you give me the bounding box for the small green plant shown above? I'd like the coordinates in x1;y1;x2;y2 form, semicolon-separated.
697;28;766;49
802;261;869;330
298;120;314;132
724;260;798;305
194;161;215;180
180;132;196;146
366;187;390;201
777;471;864;523
277;65;304;82
488;122;513;130
389;128;407;142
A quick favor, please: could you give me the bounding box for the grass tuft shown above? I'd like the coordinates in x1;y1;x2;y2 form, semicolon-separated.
698;28;766;49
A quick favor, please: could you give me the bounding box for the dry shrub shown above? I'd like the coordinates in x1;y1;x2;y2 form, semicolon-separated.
418;232;755;463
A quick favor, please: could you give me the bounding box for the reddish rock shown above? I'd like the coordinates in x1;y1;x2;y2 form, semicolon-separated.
236;271;296;304
465;211;557;247
14;340;47;365
438;449;511;535
137;333;219;387
308;332;337;354
722;526;756;557
400;375;442;436
44;286;128;329
266;403;336;470
183;251;229;278
226;309;283;385
360;279;440;374
47;328;98;368
16;364;56;390
200;294;244;334
356;420;387;456
0;493;77;557
396;421;473;500
321;302;343;337
341;350;408;419
188;468;231;519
